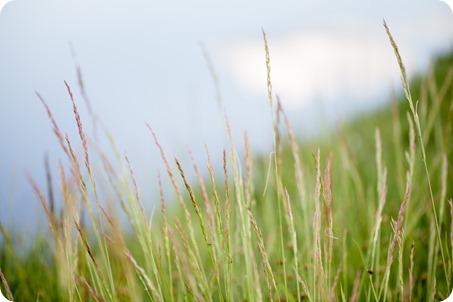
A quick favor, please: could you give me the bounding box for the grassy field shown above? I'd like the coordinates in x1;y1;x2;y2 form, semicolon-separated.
0;23;452;301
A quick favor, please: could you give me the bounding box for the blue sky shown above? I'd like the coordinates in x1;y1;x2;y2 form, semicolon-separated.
0;0;452;231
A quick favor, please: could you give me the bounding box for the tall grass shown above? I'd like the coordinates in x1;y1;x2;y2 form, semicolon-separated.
1;23;452;301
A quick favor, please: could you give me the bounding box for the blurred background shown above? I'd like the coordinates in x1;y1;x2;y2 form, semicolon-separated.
0;0;452;232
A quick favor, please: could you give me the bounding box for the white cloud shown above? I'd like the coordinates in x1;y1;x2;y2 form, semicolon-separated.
224;31;406;109
223;16;453;109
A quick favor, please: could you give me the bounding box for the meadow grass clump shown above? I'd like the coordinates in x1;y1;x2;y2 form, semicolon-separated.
0;22;452;301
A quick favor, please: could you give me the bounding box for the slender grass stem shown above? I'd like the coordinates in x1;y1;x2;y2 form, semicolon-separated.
384;20;449;290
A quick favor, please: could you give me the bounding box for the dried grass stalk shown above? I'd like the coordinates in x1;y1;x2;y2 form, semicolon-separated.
0;269;13;301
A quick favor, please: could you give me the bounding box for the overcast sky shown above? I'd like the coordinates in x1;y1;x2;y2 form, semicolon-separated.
1;0;452;231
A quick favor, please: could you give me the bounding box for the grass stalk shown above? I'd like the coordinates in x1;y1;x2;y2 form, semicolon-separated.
262;29;289;301
384;20;449;290
0;269;13;301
